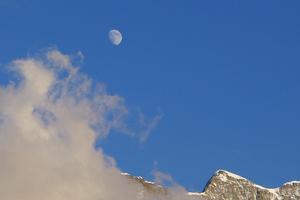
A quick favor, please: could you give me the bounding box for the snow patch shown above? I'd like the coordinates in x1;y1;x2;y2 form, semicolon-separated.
215;170;247;181
187;192;202;196
283;181;300;186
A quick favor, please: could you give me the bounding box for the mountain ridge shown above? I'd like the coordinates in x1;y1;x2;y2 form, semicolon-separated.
123;170;300;200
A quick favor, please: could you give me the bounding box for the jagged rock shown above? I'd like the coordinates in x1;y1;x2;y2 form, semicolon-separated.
123;170;300;200
201;170;300;200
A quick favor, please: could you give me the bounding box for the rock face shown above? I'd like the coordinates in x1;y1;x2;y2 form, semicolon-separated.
125;170;300;200
200;170;300;200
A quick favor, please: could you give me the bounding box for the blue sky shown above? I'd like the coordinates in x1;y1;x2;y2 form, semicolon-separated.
1;0;300;191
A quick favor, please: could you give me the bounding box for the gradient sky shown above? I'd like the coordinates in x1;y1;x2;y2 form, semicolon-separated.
1;0;300;191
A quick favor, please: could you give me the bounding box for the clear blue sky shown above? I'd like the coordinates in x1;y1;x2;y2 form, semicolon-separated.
1;0;300;191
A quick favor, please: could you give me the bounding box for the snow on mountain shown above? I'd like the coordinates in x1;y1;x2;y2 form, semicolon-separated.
122;170;300;200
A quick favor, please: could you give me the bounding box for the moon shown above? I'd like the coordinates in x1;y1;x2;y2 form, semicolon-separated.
108;29;122;45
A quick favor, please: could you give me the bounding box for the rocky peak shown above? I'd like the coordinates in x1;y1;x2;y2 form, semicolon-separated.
201;170;300;200
123;170;300;200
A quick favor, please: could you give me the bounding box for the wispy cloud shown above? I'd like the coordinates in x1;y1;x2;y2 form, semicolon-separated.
138;111;163;142
0;49;189;200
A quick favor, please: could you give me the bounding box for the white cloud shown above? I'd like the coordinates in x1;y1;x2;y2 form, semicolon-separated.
0;49;190;200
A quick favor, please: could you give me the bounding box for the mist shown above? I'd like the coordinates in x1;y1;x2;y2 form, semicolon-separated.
0;49;190;200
